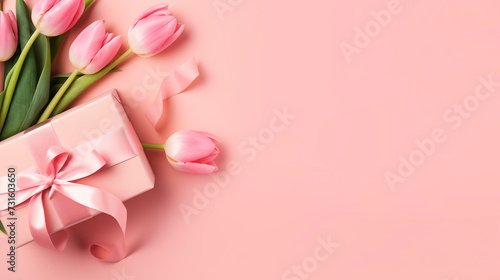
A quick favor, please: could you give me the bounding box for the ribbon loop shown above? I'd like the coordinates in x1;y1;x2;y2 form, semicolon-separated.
44;146;69;179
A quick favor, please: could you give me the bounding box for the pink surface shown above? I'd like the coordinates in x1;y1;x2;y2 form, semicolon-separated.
2;0;500;278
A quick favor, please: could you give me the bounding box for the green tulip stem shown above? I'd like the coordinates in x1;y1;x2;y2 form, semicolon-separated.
50;48;134;116
0;1;3;11
38;69;79;123
0;29;41;132
142;143;165;149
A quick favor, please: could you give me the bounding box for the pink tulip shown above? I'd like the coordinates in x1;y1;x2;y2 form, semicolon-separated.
31;0;85;36
0;11;18;62
69;21;122;74
164;130;220;174
128;4;185;57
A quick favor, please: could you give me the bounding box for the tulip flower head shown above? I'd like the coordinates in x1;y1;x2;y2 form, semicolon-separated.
128;4;185;57
69;20;122;74
31;0;85;36
0;11;18;62
164;130;220;174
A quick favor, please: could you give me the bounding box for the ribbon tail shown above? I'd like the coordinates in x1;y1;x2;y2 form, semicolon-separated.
52;183;127;262
146;92;164;128
89;236;127;263
28;192;68;252
146;57;200;127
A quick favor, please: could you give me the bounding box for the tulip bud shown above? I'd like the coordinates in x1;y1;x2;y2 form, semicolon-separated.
128;4;185;57
0;11;18;62
164;130;220;174
69;20;122;74
31;0;85;37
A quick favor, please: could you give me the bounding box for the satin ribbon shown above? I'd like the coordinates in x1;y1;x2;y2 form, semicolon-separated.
0;121;138;262
146;57;200;127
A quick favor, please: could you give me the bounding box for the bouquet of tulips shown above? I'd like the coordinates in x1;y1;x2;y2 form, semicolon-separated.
0;0;184;140
0;0;222;241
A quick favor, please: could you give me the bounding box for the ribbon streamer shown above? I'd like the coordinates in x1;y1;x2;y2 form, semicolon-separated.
146;57;199;127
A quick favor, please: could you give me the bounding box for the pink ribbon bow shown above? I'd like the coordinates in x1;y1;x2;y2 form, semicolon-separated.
23;146;126;259
0;121;137;262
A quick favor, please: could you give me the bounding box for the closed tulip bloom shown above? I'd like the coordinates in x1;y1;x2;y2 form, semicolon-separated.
69;21;122;74
164;130;220;174
0;11;18;62
31;0;85;36
38;20;122;122
128;4;184;57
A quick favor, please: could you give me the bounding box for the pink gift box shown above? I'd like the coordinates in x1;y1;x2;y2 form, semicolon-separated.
0;90;154;247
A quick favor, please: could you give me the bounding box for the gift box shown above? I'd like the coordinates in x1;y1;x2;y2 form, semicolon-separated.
0;90;154;248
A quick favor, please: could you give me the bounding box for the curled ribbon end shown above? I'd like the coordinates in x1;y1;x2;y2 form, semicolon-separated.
89;242;127;263
89;244;111;260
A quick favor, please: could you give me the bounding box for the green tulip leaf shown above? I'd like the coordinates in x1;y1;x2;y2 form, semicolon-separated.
3;51;18;83
50;69;119;87
0;70;12;124
0;220;6;236
0;63;16;126
49;35;64;62
0;0;41;140
51;72;85;87
3;66;14;90
49;70;115;100
85;0;96;9
0;91;4;112
19;37;51;131
50;84;63;99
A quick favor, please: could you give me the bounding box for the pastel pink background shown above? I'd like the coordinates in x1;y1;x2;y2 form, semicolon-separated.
2;0;500;279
